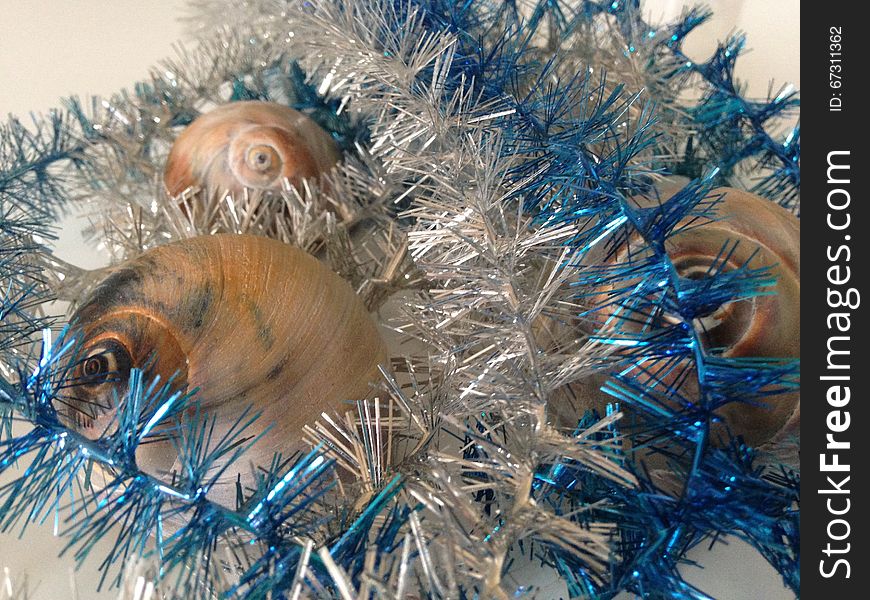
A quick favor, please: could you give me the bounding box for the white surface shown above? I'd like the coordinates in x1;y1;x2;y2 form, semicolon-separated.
647;0;799;99
0;1;798;598
0;0;190;117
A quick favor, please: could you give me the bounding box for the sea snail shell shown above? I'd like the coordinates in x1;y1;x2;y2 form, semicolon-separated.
164;101;342;197
597;187;800;449
67;234;386;504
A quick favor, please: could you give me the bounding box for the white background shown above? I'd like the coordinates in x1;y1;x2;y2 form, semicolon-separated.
0;1;799;598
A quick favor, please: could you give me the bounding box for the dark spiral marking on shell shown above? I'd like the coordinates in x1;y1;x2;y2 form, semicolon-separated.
82;271;213;334
265;355;291;382
242;298;276;350
178;284;215;332
79;268;146;316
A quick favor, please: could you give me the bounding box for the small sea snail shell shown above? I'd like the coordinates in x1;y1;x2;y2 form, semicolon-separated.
164;101;342;197
596;187;800;449
67;234;386;505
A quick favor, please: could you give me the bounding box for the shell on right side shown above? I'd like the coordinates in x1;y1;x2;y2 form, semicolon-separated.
665;189;799;448
546;187;800;451
164;101;342;197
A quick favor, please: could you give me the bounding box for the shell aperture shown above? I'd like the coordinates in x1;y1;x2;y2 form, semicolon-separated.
67;234;386;501
602;187;800;448
542;187;800;452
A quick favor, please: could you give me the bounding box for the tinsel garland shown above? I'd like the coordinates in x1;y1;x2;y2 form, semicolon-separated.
0;1;799;598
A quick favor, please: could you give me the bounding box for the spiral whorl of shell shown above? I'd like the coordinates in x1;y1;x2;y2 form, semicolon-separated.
548;187;800;451
164;101;342;197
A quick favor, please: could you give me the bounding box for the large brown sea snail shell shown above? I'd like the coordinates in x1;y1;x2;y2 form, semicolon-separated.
604;187;800;449
66;234;386;505
164;101;342;197
548;187;799;452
